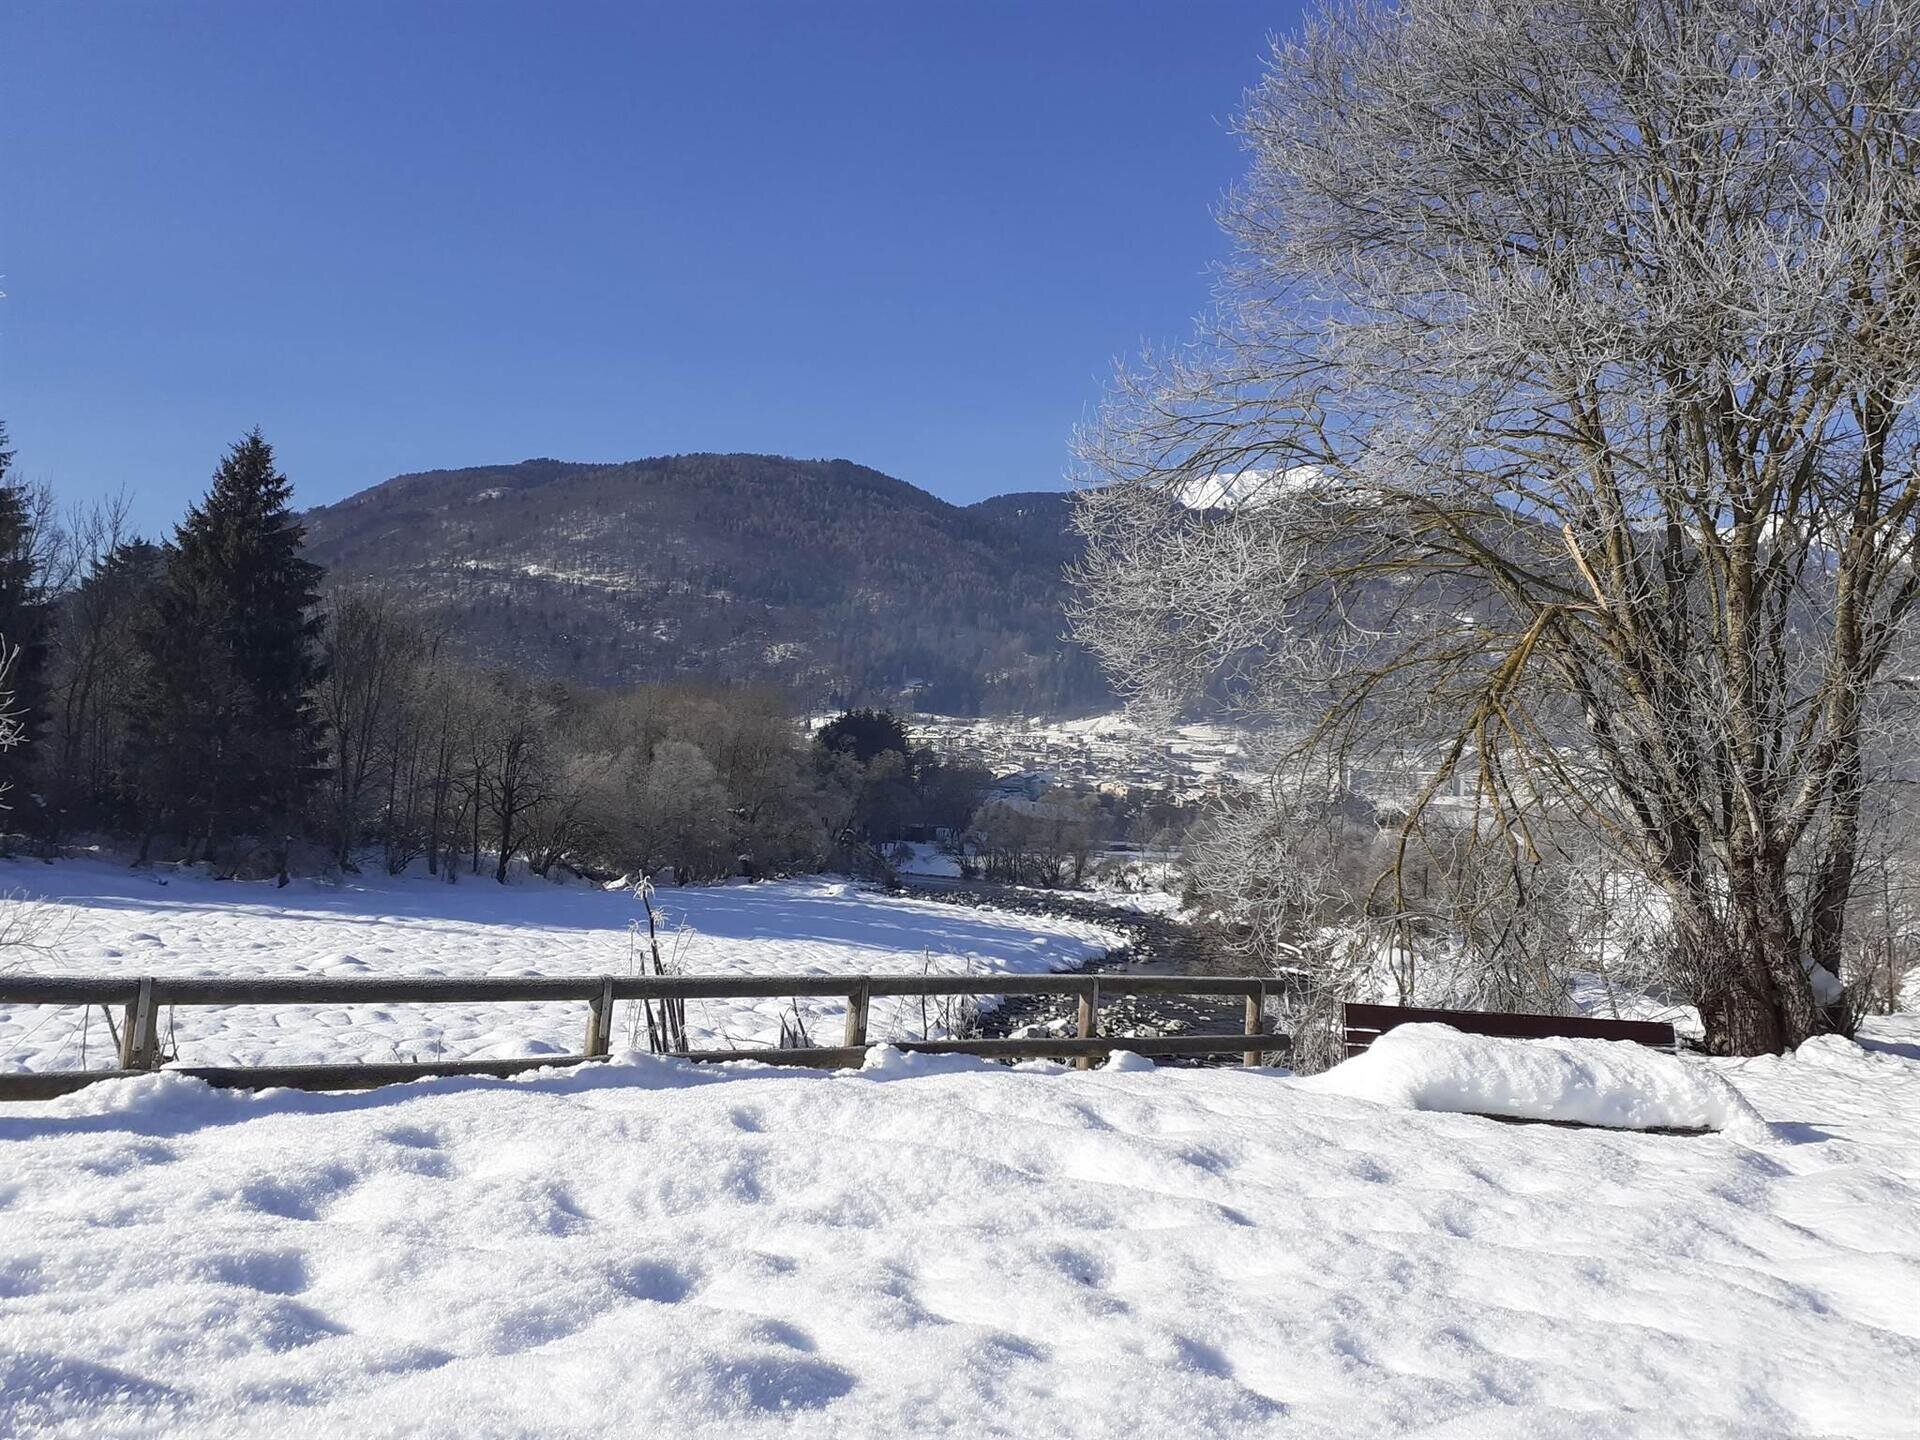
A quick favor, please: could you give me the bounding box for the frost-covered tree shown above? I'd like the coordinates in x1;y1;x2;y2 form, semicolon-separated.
0;639;28;809
317;588;427;868
463;672;560;884
631;739;733;881
1073;0;1920;1055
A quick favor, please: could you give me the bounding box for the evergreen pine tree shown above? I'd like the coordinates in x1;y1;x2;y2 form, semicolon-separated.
814;708;911;769
0;423;51;829
52;539;168;830
133;431;326;870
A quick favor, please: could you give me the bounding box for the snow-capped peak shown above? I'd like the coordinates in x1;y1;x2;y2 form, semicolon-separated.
1175;466;1324;511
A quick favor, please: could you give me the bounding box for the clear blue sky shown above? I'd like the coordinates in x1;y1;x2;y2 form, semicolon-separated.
3;2;1299;533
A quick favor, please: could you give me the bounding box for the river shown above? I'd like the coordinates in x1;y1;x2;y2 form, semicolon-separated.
896;875;1289;1065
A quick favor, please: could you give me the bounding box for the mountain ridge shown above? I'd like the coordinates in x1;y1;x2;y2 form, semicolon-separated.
301;452;1107;715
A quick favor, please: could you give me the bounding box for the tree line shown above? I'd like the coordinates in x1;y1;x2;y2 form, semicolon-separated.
0;426;993;885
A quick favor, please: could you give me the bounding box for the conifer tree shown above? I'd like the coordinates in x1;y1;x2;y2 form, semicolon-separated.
0;423;50;827
134;431;326;871
48;538;167;830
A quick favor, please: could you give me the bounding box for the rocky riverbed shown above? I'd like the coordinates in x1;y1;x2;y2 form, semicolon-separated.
895;876;1289;1065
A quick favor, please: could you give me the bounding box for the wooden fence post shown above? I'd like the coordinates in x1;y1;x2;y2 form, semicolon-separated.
1075;980;1100;1070
584;976;616;1058
120;979;159;1070
843;979;870;1049
1244;982;1266;1068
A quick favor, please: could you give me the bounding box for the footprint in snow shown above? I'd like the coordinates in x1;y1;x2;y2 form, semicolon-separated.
364;1345;456;1376
379;1125;443;1150
195;1250;313;1296
686;1353;856;1413
609;1258;693;1304
248;1298;347;1354
0;1354;183;1413
0;1257;46;1299
1172;1335;1236;1379
235;1166;359;1221
80;1141;181;1177
1047;1245;1111;1288
744;1319;814;1352
1350;1156;1396;1185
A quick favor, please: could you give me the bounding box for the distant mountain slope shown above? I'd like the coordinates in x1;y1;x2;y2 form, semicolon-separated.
302;453;1109;714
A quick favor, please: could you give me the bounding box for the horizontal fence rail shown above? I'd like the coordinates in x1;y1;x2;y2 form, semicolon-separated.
0;972;1288;1100
0;973;1273;1004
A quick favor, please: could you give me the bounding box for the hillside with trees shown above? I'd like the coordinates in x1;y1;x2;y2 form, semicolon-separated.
301;454;1107;715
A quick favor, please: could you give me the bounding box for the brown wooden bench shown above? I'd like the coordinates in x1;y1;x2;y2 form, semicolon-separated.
1342;1003;1678;1060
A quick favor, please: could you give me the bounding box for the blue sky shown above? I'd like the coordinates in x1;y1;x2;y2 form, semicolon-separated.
3;2;1299;532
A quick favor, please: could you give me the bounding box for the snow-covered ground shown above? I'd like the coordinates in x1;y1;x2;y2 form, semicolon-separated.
1070;882;1187;918
0;859;1124;1072
891;845;1188;917
3;1020;1918;1437
4;860;1919;1436
892;841;961;879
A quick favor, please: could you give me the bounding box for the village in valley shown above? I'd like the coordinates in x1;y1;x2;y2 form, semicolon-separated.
907;711;1251;809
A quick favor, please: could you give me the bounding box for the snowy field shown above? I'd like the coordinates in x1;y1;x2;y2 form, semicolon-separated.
3;1021;1919;1437
3;860;1918;1437
0;859;1124;1072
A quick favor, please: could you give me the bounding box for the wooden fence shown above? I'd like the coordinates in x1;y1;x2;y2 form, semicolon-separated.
0;972;1287;1101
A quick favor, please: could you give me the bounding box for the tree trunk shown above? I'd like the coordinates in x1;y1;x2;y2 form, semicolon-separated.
1697;976;1785;1056
426;777;443;877
1805;732;1863;1017
494;781;516;886
1695;849;1823;1056
494;819;513;885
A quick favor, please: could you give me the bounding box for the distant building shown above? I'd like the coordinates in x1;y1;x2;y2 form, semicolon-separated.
988;771;1051;803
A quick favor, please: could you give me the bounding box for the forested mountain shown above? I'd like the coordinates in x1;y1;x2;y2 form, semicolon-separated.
301;454;1108;714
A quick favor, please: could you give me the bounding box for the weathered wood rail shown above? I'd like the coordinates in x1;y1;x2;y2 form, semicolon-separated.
0;972;1287;1101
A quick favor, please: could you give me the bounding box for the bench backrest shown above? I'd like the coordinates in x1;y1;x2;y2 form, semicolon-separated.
1342;1002;1678;1059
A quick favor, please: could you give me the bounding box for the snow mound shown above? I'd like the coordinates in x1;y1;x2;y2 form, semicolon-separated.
856;1044;998;1079
1303;1022;1765;1136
